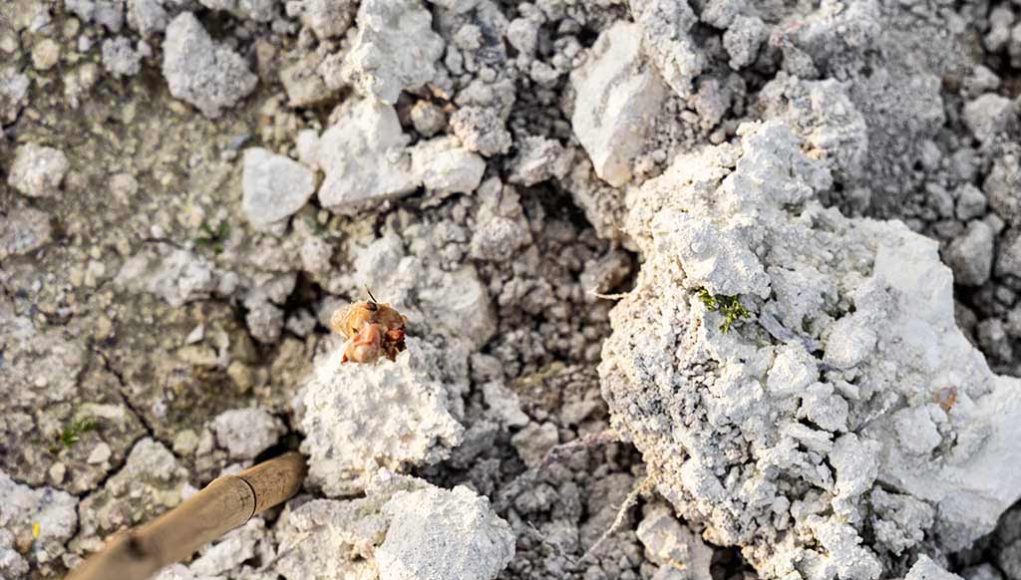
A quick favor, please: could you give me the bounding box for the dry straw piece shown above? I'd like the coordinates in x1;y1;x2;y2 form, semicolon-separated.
66;452;306;580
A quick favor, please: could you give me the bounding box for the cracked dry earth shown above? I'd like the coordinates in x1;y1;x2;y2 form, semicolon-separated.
3;0;1021;579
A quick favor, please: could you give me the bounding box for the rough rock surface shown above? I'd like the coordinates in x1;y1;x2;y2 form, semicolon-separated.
600;121;1021;579
161;12;257;118
410;136;487;194
313;98;417;214
101;36;143;77
8;143;69;198
906;556;964;580
377;485;515;580
210;408;284;460
0;471;78;571
274;472;513;580
116;245;219;308
341;0;444;103
75;438;189;552
637;503;713;580
241;147;317;228
299;0;356;39
0;206;53;259
8;0;1021;578
299;338;465;496
571;21;665;188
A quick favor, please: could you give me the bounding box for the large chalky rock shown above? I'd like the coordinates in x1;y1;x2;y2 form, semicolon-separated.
600;121;1021;580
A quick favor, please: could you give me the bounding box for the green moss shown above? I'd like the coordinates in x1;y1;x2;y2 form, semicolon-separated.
697;287;719;311
195;221;230;254
58;417;98;449
696;288;750;333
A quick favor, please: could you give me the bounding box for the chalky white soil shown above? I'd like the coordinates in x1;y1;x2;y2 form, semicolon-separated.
3;0;1021;579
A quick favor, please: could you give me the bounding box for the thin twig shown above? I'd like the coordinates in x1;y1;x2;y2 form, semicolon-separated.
589;289;630;300
580;475;656;563
540;429;619;468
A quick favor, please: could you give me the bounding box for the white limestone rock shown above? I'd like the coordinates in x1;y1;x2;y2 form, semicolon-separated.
76;438;189;545
945;220;995;287
351;233;496;350
723;15;767;70
449;106;512;157
66;0;125;30
153;518;267;579
101;36;143;77
637;503;713;580
905;556;964;580
377;485;515;580
599;121;1021;580
242;148;317;229
628;0;705;99
8;143;69;198
300;0;356;39
0;529;28;578
161;12;258;118
425;0;479;13
210;408;284;460
274;472;513;580
963;93;1016;143
275;494;392;579
759;75;869;181
571;21;666;187
315;99;418;215
127;0;190;35
342;0;445;104
0;66;30;124
410;136;486;194
298;339;464;496
197;0;277;21
409;100;447;137
507;136;572;187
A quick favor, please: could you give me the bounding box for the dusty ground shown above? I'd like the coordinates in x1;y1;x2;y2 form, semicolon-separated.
2;0;1021;579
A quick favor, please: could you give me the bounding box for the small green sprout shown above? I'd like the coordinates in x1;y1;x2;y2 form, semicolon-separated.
697;288;719;311
696;288;750;333
58;417;98;449
195;221;230;254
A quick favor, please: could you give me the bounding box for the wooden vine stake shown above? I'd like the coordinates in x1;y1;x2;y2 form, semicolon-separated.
67;452;306;580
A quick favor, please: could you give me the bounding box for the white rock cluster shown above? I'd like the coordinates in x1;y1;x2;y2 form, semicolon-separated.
0;66;30;125
75;438;189;545
301;98;486;216
600;121;1021;579
274;471;514;580
628;0;705;99
348;233;495;350
0;208;53;260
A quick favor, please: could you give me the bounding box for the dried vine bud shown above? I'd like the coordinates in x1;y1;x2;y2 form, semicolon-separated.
330;294;407;364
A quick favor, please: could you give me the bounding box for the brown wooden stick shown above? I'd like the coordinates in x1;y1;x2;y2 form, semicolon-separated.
66;452;306;580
